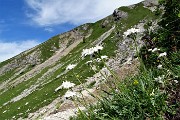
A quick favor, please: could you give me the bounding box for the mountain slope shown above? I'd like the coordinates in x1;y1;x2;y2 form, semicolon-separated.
0;1;160;119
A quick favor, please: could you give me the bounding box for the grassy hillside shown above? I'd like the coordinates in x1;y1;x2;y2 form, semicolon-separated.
1;1;176;120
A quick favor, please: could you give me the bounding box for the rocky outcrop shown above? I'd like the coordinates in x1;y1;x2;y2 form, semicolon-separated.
0;49;41;75
113;9;128;21
143;0;159;7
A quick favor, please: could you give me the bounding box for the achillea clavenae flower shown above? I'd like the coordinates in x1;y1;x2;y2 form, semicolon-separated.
64;91;76;98
123;28;141;37
81;45;103;58
66;64;77;70
157;64;163;69
101;55;108;59
152;48;160;52
158;52;167;58
55;81;75;92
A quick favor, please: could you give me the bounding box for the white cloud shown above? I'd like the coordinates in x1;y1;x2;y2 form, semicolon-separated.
44;27;54;32
25;0;143;26
0;40;39;62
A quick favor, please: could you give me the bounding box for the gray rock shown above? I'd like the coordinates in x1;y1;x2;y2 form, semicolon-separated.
101;20;109;28
113;9;128;21
143;0;159;7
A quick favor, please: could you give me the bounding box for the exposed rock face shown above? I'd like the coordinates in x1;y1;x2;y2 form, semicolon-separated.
0;49;41;75
113;9;128;21
101;20;109;28
143;0;159;7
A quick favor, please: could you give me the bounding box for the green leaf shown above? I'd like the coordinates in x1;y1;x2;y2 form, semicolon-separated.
178;12;180;18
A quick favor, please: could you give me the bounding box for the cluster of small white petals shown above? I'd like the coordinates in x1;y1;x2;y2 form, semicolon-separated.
96;58;101;62
66;64;76;70
148;48;160;52
86;60;93;64
101;55;108;59
64;91;76;98
55;81;75;92
148;48;153;52
158;52;167;58
157;64;163;69
154;75;165;84
81;45;103;57
123;28;141;37
152;48;160;52
25;102;29;105
174;80;178;84
3;110;7;113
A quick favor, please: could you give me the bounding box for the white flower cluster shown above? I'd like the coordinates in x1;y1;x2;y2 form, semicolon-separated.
3;110;7;113
148;48;160;52
174;80;178;84
123;28;141;37
154;75;165;84
86;60;93;64
101;55;108;59
55;81;75;92
64;91;76;98
157;64;163;69
148;48;167;58
81;45;103;57
66;64;76;70
158;52;167;58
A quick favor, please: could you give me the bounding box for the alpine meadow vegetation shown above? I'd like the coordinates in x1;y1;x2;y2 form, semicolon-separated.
0;0;179;119
71;0;180;119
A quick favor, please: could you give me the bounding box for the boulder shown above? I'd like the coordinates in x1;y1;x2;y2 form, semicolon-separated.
113;9;128;21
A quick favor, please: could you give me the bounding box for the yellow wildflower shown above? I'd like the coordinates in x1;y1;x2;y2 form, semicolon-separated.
133;80;139;85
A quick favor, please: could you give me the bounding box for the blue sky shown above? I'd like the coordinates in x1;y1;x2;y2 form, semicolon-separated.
0;0;143;62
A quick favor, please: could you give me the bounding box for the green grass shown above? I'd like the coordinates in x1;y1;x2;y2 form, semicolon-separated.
0;70;15;83
71;66;179;120
0;2;161;120
118;3;155;31
0;16;113;119
39;35;60;62
0;67;49;106
71;3;180;120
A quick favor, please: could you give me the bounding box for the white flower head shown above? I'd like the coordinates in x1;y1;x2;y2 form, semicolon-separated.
55;81;75;92
3;110;7;113
95;45;103;51
152;48;160;52
158;52;167;58
123;28;141;37
101;55;108;59
81;45;103;58
64;91;76;98
86;60;93;64
66;64;76;70
154;75;165;84
96;58;101;62
148;49;152;52
157;64;163;69
174;80;178;84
